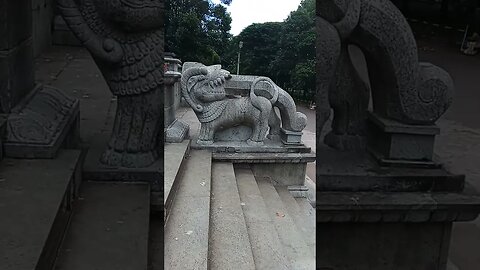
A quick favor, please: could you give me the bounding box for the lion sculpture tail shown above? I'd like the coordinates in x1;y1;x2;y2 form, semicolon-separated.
250;77;307;132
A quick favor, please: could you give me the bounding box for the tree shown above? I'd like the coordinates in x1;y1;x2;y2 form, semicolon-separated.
222;22;283;77
225;0;316;101
165;0;233;64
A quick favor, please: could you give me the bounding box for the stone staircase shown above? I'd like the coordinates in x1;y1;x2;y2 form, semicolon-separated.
164;147;316;270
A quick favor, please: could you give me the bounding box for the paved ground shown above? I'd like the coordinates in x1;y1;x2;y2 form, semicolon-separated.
35;44;480;269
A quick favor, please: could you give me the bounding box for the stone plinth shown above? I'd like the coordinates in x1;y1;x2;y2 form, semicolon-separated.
3;85;80;158
214;151;315;188
317;144;464;192
191;136;311;153
316;191;480;270
367;111;440;167
164;54;189;143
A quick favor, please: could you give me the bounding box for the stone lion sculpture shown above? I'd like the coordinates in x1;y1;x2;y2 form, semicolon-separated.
181;63;307;145
58;0;164;167
317;0;454;150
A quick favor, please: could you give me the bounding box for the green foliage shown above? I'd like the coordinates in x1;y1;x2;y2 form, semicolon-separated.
166;0;316;101
165;0;232;65
224;0;316;100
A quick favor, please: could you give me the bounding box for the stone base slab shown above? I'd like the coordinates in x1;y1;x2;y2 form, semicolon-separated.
317;144;464;192
280;128;303;145
316;191;480;269
191;136;311;153
367;112;440;166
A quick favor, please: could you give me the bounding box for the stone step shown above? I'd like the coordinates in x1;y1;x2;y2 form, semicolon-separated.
257;177;315;270
0;150;81;270
235;167;292;270
164;140;190;220
54;182;150;270
164;150;212;270
208;163;255;270
277;187;315;251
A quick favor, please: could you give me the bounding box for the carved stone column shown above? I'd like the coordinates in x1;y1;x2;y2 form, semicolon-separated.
164;53;189;143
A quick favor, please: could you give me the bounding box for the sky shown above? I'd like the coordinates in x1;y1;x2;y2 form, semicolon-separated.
212;0;303;36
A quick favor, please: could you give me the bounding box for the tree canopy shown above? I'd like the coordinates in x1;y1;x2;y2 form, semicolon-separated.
166;0;316;101
165;0;233;64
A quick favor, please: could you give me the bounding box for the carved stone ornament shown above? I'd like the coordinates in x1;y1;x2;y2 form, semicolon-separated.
4;85;80;158
181;62;307;146
58;0;164;168
317;0;454;150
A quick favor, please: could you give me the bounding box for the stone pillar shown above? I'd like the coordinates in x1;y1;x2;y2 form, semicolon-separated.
32;0;55;57
0;0;35;113
0;0;80;158
164;53;189;143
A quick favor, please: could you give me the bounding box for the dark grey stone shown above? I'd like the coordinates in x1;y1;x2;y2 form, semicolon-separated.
318;0;453;126
191;137;311;153
58;0;164;168
3;85;80;158
0;38;35;113
0;0;32;50
367;112;440;166
54;182;150;270
317;144;464;192
32;0;54;57
0;150;82;270
52;15;82;47
317;222;452;270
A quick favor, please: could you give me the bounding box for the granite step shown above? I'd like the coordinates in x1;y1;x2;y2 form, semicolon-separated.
164;140;190;220
0;150;82;270
208;163;256;269
54;182;150;270
257;177;315;270
235;167;292;270
164;150;212;270
277;187;316;251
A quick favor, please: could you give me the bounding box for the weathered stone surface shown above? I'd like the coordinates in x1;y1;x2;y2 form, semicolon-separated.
54;182;150;270
367;112;440;165
209;163;256;270
164;141;190;219
317;144;464;192
181;62;307;146
235;167;292;270
316;192;480;222
317;0;454;153
82;130;162;189
4;85;80;158
0;0;32;50
52;15;82;46
318;222;452;270
164;150;212;270
192;137;311;153
0;150;82;270
257;177;315;269
58;0;164;168
165;119;189;143
0;38;35;113
164;55;189;143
